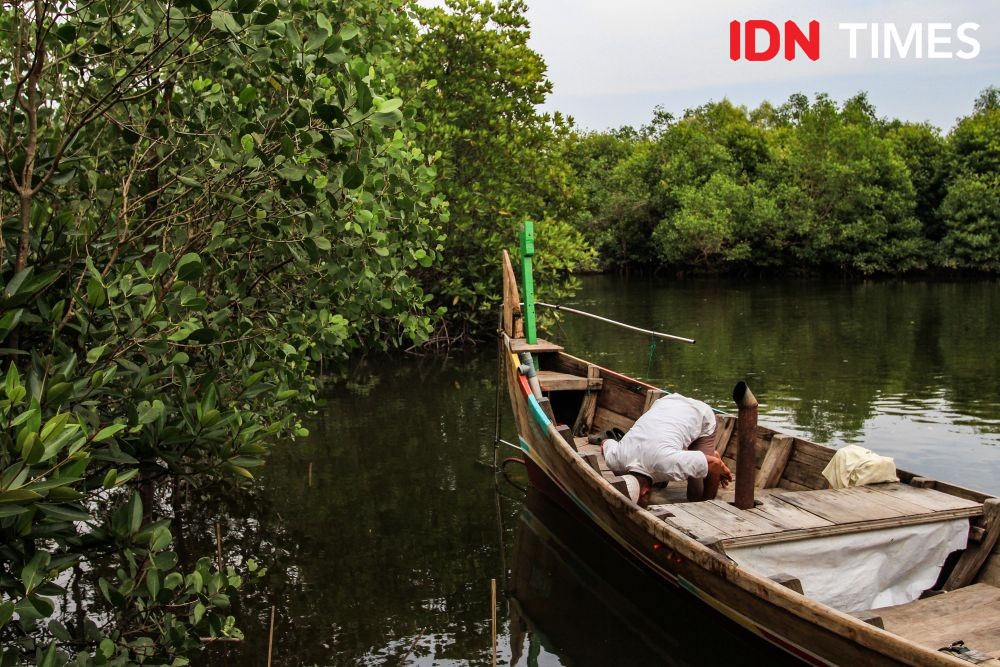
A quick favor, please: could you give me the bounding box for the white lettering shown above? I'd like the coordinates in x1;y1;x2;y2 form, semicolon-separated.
957;22;981;59
928;23;953;59
871;23;879;58
884;23;922;58
840;23;868;59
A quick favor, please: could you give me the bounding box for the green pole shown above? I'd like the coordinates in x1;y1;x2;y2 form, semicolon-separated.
519;220;537;344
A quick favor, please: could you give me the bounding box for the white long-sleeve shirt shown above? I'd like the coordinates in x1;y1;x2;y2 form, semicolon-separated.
602;393;717;483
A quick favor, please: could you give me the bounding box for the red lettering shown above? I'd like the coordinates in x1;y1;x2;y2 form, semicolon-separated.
784;20;820;61
730;20;741;61
746;20;781;61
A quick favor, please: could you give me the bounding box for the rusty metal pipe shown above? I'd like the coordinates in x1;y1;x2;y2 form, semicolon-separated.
732;381;759;510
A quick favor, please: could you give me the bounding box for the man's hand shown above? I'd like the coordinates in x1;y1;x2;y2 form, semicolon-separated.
705;451;733;488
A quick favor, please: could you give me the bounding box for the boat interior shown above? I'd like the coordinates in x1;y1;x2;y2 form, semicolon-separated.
516;335;1000;661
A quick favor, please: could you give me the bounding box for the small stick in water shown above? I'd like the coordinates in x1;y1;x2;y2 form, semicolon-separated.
267;605;276;667
308;461;313;487
491;578;497;667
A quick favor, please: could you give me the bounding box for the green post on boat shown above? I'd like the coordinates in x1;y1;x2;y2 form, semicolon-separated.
519;220;538;344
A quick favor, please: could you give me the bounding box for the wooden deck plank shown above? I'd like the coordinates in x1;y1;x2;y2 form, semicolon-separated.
703;500;787;535
773;487;909;524
675;501;773;538
723;507;981;549
662;505;732;542
747;495;834;530
873;584;1000;656
847;485;944;517
873;583;1000;626
866;482;984;512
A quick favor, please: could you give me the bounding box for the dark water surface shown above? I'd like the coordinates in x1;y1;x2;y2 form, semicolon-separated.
208;276;1000;665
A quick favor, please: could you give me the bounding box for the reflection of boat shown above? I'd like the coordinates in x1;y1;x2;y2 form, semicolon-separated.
509;488;799;666
501;245;1000;666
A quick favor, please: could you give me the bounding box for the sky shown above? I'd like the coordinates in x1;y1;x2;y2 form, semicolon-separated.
518;0;1000;132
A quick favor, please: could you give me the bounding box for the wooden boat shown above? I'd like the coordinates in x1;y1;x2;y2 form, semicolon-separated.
500;249;1000;666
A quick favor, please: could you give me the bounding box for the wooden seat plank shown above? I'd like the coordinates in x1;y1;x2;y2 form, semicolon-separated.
537;370;603;392
510;338;564;354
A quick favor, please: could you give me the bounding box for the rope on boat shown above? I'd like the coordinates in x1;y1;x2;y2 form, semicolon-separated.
533;301;696;345
500;457;528;492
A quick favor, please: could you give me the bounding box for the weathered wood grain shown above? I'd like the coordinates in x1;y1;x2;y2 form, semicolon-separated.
945;498;1000;590
756;434;795;489
537;370;602;392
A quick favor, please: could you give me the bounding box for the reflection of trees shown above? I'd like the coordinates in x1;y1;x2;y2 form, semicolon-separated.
184;353;520;666
556;276;1000;443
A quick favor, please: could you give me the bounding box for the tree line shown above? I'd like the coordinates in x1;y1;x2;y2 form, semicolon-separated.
0;0;996;662
566;89;1000;275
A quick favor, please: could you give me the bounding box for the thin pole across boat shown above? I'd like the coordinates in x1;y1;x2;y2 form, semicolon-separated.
533;301;696;345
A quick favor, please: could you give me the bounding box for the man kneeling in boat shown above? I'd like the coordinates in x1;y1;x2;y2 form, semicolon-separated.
602;393;732;505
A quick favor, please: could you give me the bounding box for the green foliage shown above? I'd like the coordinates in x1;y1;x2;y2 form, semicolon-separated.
939;89;1000;269
402;0;594;338
0;0;443;661
570;90;1000;275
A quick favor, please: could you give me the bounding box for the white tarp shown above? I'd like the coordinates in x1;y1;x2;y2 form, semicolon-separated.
728;519;969;612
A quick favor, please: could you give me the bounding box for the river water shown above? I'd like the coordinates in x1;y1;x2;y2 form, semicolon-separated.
206;275;1000;665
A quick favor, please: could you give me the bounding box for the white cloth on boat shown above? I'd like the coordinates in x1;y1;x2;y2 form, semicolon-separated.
822;444;899;489
727;518;969;612
602;393;714;483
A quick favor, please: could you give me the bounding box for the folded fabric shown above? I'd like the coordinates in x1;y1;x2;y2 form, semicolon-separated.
822;444;899;489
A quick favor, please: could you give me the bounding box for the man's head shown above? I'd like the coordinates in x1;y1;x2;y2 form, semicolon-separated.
623;472;652;506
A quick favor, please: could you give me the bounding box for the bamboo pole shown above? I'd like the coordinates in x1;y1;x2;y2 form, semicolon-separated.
732;381;759;510
491;578;497;667
519;221;537;344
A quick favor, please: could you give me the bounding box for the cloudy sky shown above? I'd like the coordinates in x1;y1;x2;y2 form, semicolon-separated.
520;0;1000;131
